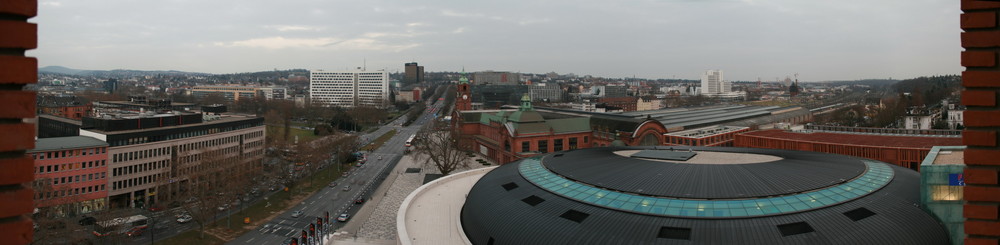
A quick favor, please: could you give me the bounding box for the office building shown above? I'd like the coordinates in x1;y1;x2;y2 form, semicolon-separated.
29;136;110;217
700;70;732;95
399;147;950;244
529;82;563;102
310;69;390;108
474;71;521;85
191;85;288;101
404;62;424;84
78;103;265;209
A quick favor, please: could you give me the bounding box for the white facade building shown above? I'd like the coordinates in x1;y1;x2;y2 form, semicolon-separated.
310;69;390;108
700;70;732;95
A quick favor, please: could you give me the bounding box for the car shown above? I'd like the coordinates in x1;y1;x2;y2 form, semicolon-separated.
337;213;350;222
126;227;146;237
378;155;382;160
148;206;165;212
328;182;337;187
354;198;365;204
342;185;351;191
355;162;363;167
176;215;193;224
174;211;190;219
259;224;272;233
291;210;304;218
78;216;96;226
218;204;230;211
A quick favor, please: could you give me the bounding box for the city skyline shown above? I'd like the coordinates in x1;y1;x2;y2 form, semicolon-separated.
31;0;960;81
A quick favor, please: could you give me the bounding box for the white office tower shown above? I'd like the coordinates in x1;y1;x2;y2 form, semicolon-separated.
700;70;731;95
310;69;390;108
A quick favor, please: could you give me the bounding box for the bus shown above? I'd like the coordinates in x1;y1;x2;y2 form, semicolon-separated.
405;134;416;147
93;214;149;237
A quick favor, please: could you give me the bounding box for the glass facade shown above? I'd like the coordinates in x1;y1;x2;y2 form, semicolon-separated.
519;157;894;218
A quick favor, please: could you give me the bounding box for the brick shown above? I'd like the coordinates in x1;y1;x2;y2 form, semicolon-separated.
967;168;1000;185
0;90;34;118
964;51;998;67
967;204;1000;220
0;0;36;17
0;216;32;245
964;31;1000;48
967;186;1000;202
968;220;1000;236
964;0;1000;11
0;20;36;49
966;110;1000;127
964;70;1000;87
0;123;33;152
0;188;32;219
966;237;1000;245
966;131;999;147
0;156;32;186
964;90;998;107
0;56;37;84
964;11;998;29
968;148;1000;166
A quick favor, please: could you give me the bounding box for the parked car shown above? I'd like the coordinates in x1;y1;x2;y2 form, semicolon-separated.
337;213;350;222
342;185;351;192
126;227;146;237
176;215;193;224
77;216;96;226
291;210;304;218
218;204;230;211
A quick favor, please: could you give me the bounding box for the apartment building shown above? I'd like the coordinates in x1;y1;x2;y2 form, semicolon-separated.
310;69;390;108
29;136;110;217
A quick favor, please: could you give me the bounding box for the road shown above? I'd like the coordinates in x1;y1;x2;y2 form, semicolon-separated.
226;100;446;244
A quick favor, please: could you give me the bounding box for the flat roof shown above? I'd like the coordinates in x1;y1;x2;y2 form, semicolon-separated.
665;125;749;138
30;136;107;152
398;167;494;245
741;129;963;148
84;114;261;135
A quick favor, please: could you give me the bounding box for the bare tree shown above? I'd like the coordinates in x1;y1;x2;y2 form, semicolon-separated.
31;178;92;244
412;120;471;175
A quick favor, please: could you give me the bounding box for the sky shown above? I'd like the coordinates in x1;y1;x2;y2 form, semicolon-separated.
30;0;962;81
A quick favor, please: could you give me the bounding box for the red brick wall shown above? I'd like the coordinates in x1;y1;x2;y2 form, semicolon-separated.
0;0;37;244
962;1;1000;243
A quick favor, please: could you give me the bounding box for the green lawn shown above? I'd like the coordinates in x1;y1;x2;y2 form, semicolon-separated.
360;129;397;151
266;125;321;143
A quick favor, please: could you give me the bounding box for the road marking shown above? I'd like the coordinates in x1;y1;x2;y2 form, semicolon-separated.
246;238;255;243
286;230;295;236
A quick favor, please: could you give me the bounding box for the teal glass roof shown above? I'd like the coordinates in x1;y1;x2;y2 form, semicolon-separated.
518;157;894;218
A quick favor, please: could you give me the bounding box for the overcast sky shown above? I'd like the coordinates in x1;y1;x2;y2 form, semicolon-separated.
30;0;961;81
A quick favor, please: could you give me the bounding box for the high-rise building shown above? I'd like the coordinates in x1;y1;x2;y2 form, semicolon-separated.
700;70;731;95
404;62;424;84
310;69;390;108
529;82;563;102
103;79;119;93
474;71;521;85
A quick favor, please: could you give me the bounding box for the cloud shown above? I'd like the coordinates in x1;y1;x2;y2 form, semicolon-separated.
264;25;323;32
213;36;419;52
41;1;61;7
452;27;466;34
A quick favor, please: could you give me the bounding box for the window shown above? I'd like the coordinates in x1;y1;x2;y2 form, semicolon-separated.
569;138;578;149
843;207;876;221
583;136;589;143
521;195;545;206
931;185;963;201
554;139;564;151
777;222;814;237
502;182;519;191
559;209;589;223
657;227;691;240
521;141;530;152
538;140;548;153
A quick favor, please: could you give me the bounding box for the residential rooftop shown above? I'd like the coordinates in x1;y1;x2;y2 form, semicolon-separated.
29;136;108;153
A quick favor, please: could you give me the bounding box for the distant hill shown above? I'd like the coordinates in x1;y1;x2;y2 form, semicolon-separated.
39;66;211;77
39;66;88;75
